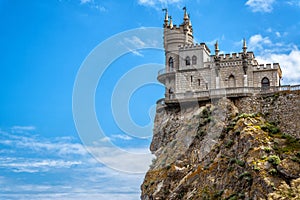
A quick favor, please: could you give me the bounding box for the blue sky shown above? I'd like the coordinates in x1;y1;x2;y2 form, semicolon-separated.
0;0;300;199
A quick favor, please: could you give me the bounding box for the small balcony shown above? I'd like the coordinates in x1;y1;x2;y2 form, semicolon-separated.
157;68;175;83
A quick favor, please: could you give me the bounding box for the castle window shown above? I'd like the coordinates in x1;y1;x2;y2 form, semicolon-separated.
198;79;201;86
185;56;190;66
261;77;270;89
228;75;236;88
192;55;197;65
168;57;174;71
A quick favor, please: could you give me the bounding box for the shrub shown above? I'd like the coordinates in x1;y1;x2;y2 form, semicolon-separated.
253;165;260;171
225;139;234;148
236;159;245;167
201;107;211;118
239;171;251;179
261;123;280;135
264;147;272;153
268;155;281;166
268;168;278;175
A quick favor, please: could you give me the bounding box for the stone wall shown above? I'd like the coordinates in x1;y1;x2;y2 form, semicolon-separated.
234;90;300;139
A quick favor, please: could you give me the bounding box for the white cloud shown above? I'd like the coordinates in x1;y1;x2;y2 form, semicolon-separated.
137;0;181;8
124;36;146;48
286;1;300;7
248;34;272;51
87;146;153;173
11;125;36;131
121;36;148;57
111;134;133;140
275;31;281;37
79;0;106;12
0;132;87;156
245;0;275;13
0;129;148;200
0;158;81;173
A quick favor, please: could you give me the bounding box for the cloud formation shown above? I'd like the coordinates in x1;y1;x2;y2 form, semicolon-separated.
248;34;272;51
79;0;106;12
245;0;275;13
0;128;148;199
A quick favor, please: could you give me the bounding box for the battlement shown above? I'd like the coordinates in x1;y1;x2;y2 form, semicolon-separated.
179;43;211;53
218;52;255;61
254;63;280;70
165;24;182;31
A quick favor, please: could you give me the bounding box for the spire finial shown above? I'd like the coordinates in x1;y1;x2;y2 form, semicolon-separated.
169;16;173;28
162;8;168;22
215;40;219;56
243;38;247;53
183;6;189;20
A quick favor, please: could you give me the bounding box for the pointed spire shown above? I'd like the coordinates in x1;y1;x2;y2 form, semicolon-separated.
169;16;173;28
215;40;220;56
243;38;247;53
162;8;168;27
183;6;189;21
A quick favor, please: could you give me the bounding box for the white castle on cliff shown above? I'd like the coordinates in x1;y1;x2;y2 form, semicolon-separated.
158;8;283;103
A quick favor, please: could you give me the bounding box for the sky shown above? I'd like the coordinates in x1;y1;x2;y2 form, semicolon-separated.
0;0;300;199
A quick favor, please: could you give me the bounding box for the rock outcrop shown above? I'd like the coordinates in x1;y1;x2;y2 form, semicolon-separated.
141;95;300;200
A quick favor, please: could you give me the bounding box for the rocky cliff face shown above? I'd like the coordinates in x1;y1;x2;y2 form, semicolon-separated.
141;94;300;200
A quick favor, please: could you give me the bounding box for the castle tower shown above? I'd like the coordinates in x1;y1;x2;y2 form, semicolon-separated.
163;7;193;72
159;8;194;99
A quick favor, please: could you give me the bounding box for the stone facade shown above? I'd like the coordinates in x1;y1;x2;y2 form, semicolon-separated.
158;9;282;102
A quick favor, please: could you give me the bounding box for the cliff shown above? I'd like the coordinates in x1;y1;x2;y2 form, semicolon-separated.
141;92;300;200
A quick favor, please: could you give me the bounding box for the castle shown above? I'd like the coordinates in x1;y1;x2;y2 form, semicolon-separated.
158;8;283;103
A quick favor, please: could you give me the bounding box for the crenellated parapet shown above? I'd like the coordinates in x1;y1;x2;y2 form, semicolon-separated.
217;52;255;61
178;43;211;54
254;63;282;77
253;63;279;69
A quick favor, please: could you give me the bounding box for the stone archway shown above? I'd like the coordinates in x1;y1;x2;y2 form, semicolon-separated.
261;77;270;89
228;75;236;88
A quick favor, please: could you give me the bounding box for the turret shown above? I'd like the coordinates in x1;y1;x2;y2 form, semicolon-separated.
162;8;168;27
243;38;247;54
163;8;194;71
242;38;248;75
183;7;189;23
215;40;219;56
169;16;173;28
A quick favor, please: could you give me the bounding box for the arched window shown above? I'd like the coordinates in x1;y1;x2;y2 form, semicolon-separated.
168;57;174;71
261;77;270;89
185;56;190;66
192;55;197;65
228;75;236;88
